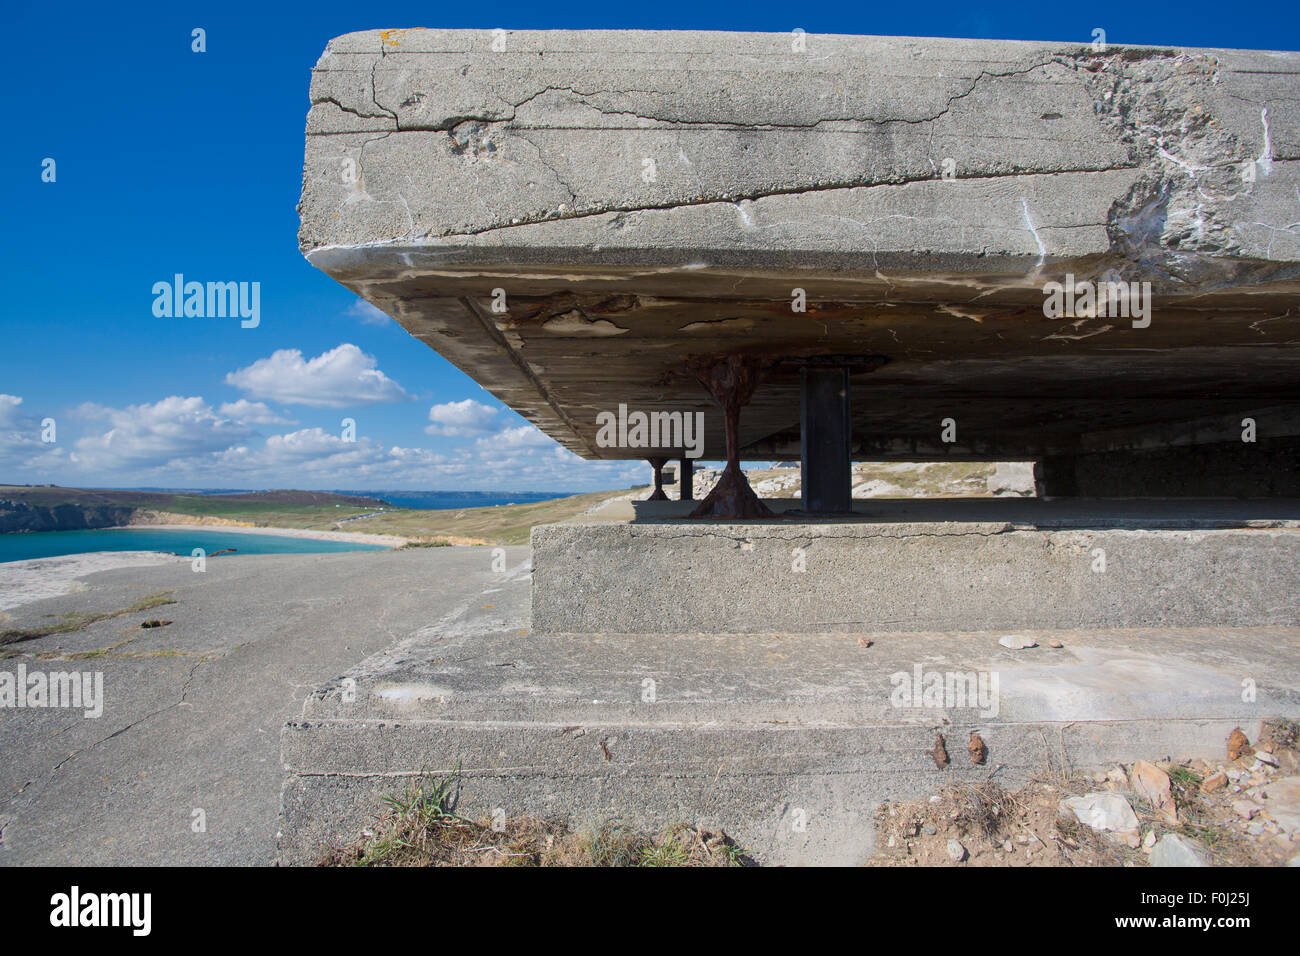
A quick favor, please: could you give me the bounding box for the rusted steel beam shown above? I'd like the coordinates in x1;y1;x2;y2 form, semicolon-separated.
647;456;670;501
687;355;776;519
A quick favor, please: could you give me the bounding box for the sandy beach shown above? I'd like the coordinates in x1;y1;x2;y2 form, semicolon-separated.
113;523;409;547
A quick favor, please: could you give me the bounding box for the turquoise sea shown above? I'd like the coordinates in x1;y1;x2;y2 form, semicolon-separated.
0;528;388;564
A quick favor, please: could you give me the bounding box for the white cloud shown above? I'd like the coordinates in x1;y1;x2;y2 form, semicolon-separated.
72;396;255;470
224;344;409;407
480;425;555;450
218;399;296;425
347;300;392;326
0;394;66;473
0;394;23;429
169;421;642;490
5;389;646;493
426;399;501;436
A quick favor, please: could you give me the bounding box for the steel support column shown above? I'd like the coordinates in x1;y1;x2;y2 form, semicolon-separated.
800;367;852;514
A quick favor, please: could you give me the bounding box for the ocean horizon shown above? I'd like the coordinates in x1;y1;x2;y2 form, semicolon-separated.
79;488;581;510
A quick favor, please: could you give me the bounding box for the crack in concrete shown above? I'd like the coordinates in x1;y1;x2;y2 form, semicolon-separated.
0;649;229;821
421;166;1134;240
318;56;1063;134
468;60;1055;131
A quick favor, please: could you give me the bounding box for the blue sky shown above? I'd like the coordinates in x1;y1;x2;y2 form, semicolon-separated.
2;0;1295;491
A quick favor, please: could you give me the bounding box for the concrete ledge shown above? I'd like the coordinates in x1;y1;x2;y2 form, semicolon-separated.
277;625;1299;865
531;506;1300;633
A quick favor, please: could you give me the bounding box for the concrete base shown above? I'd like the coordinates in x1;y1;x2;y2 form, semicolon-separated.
278;625;1300;866
531;499;1300;634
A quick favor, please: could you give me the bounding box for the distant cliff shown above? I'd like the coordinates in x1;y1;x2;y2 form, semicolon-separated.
0;486;391;534
0;499;137;532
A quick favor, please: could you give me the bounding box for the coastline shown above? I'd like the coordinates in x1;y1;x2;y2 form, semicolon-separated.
108;523;410;547
1;526;409;612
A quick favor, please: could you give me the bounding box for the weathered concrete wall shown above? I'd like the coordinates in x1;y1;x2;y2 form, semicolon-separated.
531;519;1300;633
301;30;1298;274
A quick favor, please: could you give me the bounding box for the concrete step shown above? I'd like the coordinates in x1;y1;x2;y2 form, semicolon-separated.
278;625;1300;865
532;502;1300;633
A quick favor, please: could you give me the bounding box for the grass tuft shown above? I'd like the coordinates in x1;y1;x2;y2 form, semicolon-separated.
323;773;751;868
0;592;177;646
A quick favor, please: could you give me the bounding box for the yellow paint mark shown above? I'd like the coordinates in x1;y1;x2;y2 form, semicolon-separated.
379;29;405;48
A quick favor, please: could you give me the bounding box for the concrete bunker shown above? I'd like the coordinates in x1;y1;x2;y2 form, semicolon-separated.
282;27;1300;864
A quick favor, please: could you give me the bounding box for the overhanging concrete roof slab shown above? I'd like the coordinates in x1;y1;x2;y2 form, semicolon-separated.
300;29;1300;461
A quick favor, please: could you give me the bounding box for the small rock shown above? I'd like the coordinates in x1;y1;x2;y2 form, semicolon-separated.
999;634;1038;649
947;839;968;862
930;732;950;769
1258;776;1300;835
857;638;873;648
1200;771;1228;793
1246;822;1265;836
1142;830;1157;848
1232;800;1261;820
922;825;937;835
1117;829;1141;849
1255;752;1280;767
1106;767;1129;790
1061;792;1140;837
1227;727;1254;761
1132;760;1178;824
1150;834;1211;867
1048;639;1064;648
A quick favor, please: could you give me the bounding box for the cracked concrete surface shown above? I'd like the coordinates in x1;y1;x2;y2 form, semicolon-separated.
300;30;1296;259
0;546;527;865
